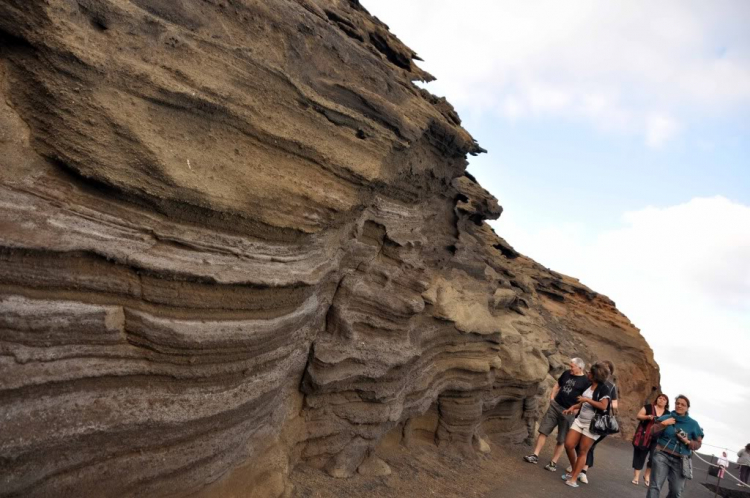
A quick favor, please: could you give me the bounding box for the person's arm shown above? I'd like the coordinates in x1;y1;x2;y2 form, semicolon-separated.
673;426;701;451
562;403;581;415
611;385;619;411
650;416;675;434
679;435;702;452
550;383;560;401
577;395;609;411
636;406;650;421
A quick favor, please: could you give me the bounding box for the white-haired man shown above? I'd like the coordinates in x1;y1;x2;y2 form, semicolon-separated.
523;358;590;472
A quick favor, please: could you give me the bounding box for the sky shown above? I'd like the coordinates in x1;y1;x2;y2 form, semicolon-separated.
366;0;750;460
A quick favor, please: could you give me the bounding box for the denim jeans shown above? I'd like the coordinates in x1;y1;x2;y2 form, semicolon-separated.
647;450;686;498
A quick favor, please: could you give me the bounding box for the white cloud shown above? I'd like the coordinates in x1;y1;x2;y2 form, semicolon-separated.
527;84;572;114
502;95;524;121
491;196;750;453
367;0;750;146
646;113;681;148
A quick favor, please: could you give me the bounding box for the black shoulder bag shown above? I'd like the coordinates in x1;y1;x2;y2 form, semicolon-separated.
590;395;620;435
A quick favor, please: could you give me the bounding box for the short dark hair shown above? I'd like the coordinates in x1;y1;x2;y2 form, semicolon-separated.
590;362;610;383
676;394;691;408
745;443;750;452
655;393;670;411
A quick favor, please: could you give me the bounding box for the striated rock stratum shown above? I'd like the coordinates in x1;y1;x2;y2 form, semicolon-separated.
0;1;659;496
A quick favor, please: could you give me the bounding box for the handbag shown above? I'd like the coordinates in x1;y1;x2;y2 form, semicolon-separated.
632;405;654;448
682;454;693;480
590;397;620;435
633;420;653;448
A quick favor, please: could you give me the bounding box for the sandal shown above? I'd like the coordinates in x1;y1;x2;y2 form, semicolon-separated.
631;479;639;485
561;473;579;487
644;479;650;487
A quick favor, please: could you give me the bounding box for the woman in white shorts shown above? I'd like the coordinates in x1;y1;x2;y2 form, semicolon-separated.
560;362;612;488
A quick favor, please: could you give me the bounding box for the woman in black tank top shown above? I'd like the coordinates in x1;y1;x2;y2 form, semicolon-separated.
632;393;669;486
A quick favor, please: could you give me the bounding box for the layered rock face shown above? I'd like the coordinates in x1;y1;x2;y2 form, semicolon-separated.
0;1;660;496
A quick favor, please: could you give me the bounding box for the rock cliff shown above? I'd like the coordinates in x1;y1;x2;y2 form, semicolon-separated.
0;1;660;496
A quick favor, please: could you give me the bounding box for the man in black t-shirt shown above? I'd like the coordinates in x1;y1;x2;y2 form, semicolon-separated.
523;358;591;472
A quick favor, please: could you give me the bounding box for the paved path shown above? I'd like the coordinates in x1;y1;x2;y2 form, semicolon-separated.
484;437;745;498
290;434;750;497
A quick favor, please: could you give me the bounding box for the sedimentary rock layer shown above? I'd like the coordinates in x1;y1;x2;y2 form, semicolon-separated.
0;1;659;496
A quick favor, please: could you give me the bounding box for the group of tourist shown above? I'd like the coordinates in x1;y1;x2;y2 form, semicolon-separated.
522;358;618;488
632;403;750;492
521;357;727;497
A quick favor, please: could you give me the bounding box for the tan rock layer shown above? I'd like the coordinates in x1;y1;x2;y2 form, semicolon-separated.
0;1;659;496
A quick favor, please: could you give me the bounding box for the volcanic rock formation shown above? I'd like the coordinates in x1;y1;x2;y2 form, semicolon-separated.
0;1;660;496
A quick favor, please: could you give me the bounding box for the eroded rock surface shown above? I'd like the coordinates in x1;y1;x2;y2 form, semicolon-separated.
0;1;659;496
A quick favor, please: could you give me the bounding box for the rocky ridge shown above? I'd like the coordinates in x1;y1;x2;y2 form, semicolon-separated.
0;1;659;497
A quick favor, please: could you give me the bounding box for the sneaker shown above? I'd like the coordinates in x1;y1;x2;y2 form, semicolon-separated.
564;480;580;488
578;473;588;484
544;462;557;472
523;454;539;464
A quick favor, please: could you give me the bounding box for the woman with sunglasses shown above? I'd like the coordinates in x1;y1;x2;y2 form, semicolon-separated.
647;395;704;498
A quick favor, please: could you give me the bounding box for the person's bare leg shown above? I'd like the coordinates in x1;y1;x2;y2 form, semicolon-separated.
563;429;580;472
551;442;565;463
532;433;547;456
568;436;595;483
634;469;641;483
644;467;652;484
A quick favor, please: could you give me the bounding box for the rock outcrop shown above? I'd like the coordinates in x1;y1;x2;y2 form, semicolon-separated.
0;1;660;496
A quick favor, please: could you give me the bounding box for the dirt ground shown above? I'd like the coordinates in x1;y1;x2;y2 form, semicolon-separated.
291;435;747;497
